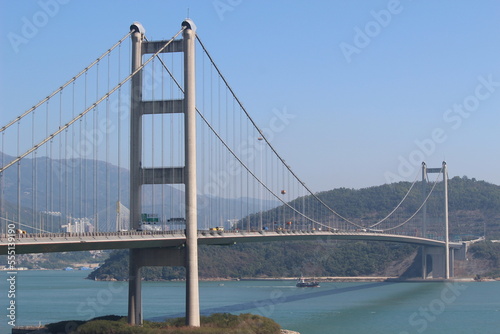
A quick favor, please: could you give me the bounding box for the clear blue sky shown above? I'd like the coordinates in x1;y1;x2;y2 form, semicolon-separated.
1;0;499;192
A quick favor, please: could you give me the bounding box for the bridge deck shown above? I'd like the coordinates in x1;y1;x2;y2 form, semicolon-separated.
0;230;462;255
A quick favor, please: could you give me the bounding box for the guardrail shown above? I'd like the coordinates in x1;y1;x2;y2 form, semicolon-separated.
0;228;440;241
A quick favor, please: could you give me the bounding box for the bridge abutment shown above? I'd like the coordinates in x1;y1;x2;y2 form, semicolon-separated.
422;245;464;279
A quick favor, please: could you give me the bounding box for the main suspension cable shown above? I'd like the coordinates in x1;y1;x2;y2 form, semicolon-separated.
0;31;133;133
148;37;329;227
383;168;443;231
196;35;372;229
368;171;420;228
0;28;184;174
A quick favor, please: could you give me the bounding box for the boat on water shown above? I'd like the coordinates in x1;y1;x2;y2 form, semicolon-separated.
296;277;319;287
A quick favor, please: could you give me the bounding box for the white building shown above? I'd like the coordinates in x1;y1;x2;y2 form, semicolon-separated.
61;218;94;233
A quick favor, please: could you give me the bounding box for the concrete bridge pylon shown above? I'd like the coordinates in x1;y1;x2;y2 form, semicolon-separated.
127;19;200;326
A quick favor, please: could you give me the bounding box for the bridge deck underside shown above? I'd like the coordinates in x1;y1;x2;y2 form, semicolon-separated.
0;231;461;255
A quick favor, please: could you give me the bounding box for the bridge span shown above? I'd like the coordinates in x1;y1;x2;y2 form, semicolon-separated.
0;18;461;325
0;230;463;255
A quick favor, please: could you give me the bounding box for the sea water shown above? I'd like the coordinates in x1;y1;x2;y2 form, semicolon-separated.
1;270;499;334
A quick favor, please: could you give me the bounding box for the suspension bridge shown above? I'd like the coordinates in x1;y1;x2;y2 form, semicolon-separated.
0;20;465;326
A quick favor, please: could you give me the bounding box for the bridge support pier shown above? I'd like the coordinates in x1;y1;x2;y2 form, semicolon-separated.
128;247;186;325
425;246;454;279
128;20;145;326
182;19;200;328
128;249;142;325
127;19;199;326
421;162;451;279
421;246;427;279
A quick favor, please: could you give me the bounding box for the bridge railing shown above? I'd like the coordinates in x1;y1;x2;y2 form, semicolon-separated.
0;228;421;243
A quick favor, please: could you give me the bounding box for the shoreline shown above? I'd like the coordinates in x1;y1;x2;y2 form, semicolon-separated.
94;275;494;283
237;276;490;282
5;269;498;282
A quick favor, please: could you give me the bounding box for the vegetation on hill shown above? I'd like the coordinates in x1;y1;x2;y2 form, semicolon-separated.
89;241;417;281
467;241;500;278
89;176;500;281
240;176;500;239
0;251;106;269
46;313;281;334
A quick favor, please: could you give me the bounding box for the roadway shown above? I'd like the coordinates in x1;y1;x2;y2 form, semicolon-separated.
0;230;464;255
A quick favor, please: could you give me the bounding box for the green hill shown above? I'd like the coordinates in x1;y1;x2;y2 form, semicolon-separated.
239;176;500;239
88;176;500;280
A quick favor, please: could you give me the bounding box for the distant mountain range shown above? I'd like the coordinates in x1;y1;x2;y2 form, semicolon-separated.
0;152;279;232
2;151;499;238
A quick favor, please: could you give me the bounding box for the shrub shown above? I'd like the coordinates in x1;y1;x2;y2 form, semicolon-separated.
47;313;281;334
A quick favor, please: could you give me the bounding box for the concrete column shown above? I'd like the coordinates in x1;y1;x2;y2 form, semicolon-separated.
427;246;445;278
421;162;427;279
128;22;145;326
443;161;450;279
182;19;200;327
421;246;427;279
450;248;455;277
129;22;144;231
128;249;142;325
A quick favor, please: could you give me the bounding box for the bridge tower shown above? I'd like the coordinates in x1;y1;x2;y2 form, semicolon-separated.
128;20;200;326
421;161;451;279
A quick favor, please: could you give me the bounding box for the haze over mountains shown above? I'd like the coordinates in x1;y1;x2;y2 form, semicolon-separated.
0;152;278;232
1;151;499;238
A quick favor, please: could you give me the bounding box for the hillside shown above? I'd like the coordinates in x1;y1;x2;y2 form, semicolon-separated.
239;176;500;239
89;176;500;281
89;240;500;281
88;241;419;281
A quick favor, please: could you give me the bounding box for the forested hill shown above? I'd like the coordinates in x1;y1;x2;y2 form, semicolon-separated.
240;176;500;239
89;176;500;281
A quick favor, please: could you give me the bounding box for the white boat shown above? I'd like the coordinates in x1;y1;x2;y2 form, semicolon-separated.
296;277;319;288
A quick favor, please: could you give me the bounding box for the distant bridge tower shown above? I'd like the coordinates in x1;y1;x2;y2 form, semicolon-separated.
421;161;451;279
128;20;200;326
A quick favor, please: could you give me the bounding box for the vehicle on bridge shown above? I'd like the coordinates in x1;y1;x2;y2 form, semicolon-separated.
167;218;186;223
209;226;224;231
137;213;162;231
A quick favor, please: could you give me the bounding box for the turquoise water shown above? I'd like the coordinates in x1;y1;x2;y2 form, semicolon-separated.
1;270;499;333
